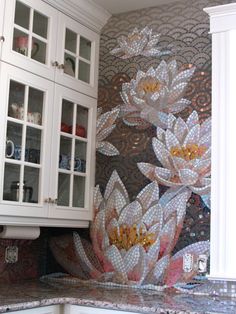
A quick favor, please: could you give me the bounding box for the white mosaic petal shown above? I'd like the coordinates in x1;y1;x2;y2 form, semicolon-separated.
105;245;127;279
165;129;180;151
164;191;190;224
93;185;103;210
142;203;163;228
167;113;176;129
173;117;188;143
153;255;170;283
179;169;199;185
124;245;140;274
159;216;177;255
171;67;195;86
152;137;169;164
183;124;200;146
147;239;160;265
73;232;102;278
154;167;172;181
156;126;165;141
97;142;120;156
137;162;156;181
168;82;188;103
168;98;190;114
186;110;199;129
200;117;211;136
193;158;211;174
168;60;178;77
118;200;143;226
190;184;211;195
97;125;116;142
137;181;159;209
199;132;211;148
104;170;129;200
172;156;188;171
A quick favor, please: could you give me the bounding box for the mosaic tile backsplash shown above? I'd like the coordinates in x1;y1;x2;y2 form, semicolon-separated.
0;0;234;284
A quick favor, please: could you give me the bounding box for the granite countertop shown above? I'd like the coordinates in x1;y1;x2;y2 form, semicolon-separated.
0;280;236;314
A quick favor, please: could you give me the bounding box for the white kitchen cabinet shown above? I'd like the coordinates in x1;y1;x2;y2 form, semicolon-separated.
64;305;140;314
9;306;61;314
0;62;96;226
0;0;110;228
1;0;100;98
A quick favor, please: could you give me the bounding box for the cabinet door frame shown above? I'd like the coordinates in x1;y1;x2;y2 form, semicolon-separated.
49;84;96;221
2;0;58;81
0;62;54;218
0;0;6;58
55;12;100;98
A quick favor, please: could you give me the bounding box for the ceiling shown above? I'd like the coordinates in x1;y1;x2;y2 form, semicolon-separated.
91;0;178;14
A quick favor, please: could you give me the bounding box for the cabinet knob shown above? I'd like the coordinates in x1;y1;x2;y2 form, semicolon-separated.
44;198;50;203
0;36;5;42
51;61;59;67
51;198;58;205
58;64;65;70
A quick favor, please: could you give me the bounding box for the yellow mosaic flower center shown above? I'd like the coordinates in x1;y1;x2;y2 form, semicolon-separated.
109;224;155;251
170;144;207;161
138;77;162;94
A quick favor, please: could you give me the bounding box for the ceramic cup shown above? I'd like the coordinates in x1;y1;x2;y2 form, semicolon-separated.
15;36;39;57
6;139;15;158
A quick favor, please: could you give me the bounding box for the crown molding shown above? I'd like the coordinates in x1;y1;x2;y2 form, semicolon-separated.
204;3;236;33
43;0;111;33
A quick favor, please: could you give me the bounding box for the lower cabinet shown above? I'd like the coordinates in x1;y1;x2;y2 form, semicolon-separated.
64;305;140;314
8;305;141;314
8;306;61;314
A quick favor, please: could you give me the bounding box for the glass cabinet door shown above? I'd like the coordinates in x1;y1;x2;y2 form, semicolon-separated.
2;0;57;81
0;62;54;217
55;13;99;98
49;85;97;220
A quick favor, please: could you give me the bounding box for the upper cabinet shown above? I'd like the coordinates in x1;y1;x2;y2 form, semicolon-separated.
1;0;100;98
0;0;110;227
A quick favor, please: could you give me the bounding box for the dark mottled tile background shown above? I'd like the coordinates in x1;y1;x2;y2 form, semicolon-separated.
0;0;233;283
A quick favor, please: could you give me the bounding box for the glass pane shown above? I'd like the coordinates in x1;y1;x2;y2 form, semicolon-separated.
8;80;25;120
6;122;23;160
33;11;48;39
65;29;77;53
31;37;45;64
74;140;86;173
58;173;70;206
78;60;90;84
76;105;88;138
59;137;72;170
79;37;91;61
28;87;44;125
14;1;30;30
73;175;85;207
3;163;21;201
61;99;73;133
23;167;39;203
13;29;29;56
64;53;75;77
25;127;41;164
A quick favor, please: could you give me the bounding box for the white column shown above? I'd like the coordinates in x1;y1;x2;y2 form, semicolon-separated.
204;4;236;281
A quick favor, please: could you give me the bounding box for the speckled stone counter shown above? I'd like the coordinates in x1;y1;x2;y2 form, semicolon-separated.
0;280;236;314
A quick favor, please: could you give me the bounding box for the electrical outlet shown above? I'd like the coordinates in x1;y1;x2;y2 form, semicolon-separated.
5;246;18;263
197;254;208;273
183;253;193;272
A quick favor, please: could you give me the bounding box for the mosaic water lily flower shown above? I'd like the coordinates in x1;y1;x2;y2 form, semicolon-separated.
96;107;120;156
138;111;211;195
120;60;195;129
110;26;168;59
49;170;209;288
